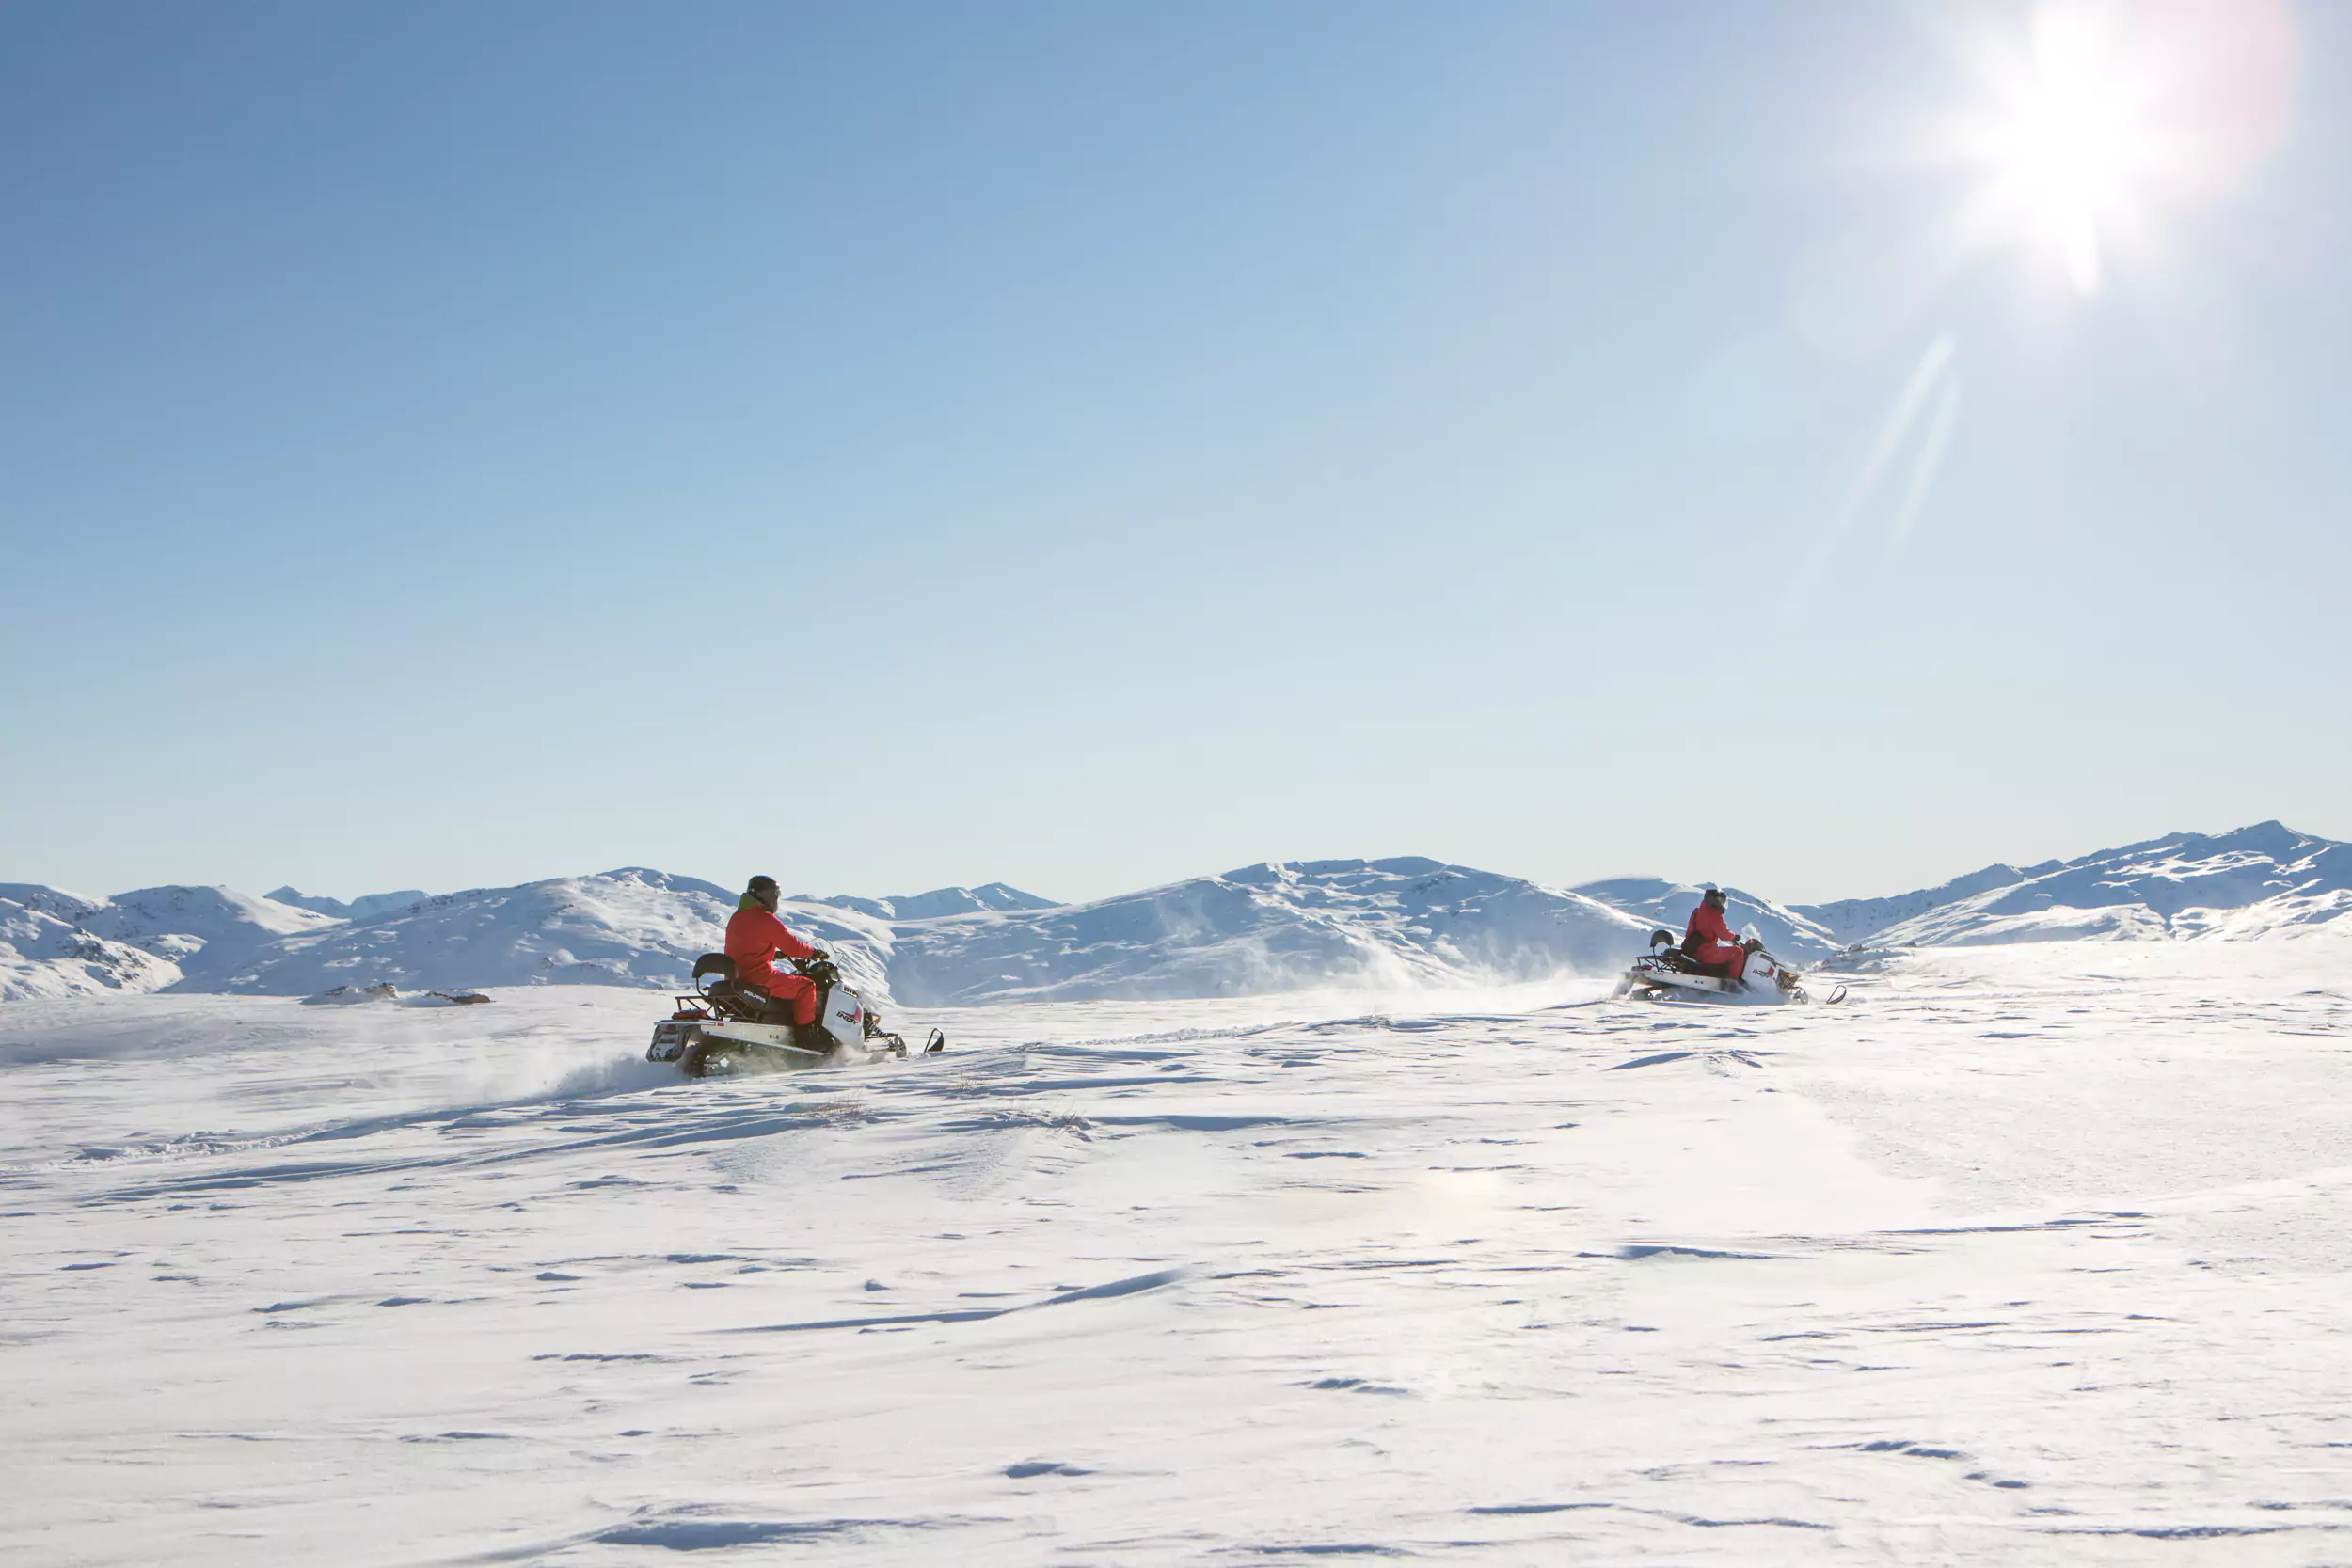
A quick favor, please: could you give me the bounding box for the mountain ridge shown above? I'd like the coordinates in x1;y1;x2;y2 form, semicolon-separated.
1868;821;2350;946
883;857;1652;1006
5;822;2344;1004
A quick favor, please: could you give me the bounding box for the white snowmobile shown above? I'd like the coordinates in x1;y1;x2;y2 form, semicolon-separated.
646;952;943;1077
1613;927;1845;1006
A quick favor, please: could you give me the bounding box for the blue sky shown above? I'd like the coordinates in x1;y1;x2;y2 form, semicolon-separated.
4;0;2346;906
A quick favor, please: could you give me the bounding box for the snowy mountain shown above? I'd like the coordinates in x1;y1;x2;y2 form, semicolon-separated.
266;885;433;922
82;885;344;981
0;895;183;1001
208;869;899;1000
1570;877;1836;958
1791;861;2064;945
8;863;1653;1006
6;822;2344;1005
0;883;339;996
0;882;110;925
1869;821;2352;946
884;857;1653;1006
804;882;1059;922
5;861;1646;1006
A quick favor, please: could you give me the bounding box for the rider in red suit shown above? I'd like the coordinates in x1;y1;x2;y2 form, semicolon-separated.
725;875;821;1025
1682;886;1749;983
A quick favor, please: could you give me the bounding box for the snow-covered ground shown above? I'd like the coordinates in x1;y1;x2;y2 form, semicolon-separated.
7;938;2349;1564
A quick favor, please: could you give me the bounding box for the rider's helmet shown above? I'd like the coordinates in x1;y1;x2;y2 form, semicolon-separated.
746;875;781;912
1703;885;1727;906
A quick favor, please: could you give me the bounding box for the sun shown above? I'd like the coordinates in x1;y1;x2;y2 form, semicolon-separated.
1995;18;2145;292
1980;8;2154;295
1948;0;2298;300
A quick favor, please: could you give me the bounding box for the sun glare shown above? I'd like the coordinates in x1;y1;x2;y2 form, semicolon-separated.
1952;0;2297;299
1994;17;2144;293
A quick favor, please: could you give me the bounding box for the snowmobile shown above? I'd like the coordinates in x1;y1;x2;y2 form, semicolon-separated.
646;952;944;1077
1613;928;1846;1006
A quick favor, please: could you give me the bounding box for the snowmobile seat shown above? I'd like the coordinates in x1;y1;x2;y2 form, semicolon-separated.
691;953;771;1022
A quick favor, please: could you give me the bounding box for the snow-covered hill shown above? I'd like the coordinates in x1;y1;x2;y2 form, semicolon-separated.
0;882;336;999
84;885;344;982
7;822;2345;1004
1871;821;2352;946
0;896;183;1001
211;868;901;1000
1791;862;2062;945
8;863;1660;1006
1571;877;1836;958
805;882;1058;922
266;885;433;922
0;882;110;925
885;858;1653;1006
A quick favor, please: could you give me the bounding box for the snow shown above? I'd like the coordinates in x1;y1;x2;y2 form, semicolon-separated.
213;869;901;1002
6;941;2351;1562
806;882;1060;921
266;886;433;922
1793;861;2060;945
1571;877;1836;958
5;823;2347;1009
0;883;341;998
885;858;1654;1006
4;861;1657;1006
1871;822;2352;946
87;884;344;979
0;899;183;1001
0;881;111;924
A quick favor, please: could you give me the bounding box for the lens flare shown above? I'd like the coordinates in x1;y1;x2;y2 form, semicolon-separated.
1995;11;2144;293
1953;0;2297;297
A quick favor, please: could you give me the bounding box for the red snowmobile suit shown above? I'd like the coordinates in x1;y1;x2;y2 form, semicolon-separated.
1682;898;1749;983
724;900;818;1024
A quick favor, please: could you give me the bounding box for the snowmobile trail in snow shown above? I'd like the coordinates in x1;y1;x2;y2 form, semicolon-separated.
4;949;2351;1564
